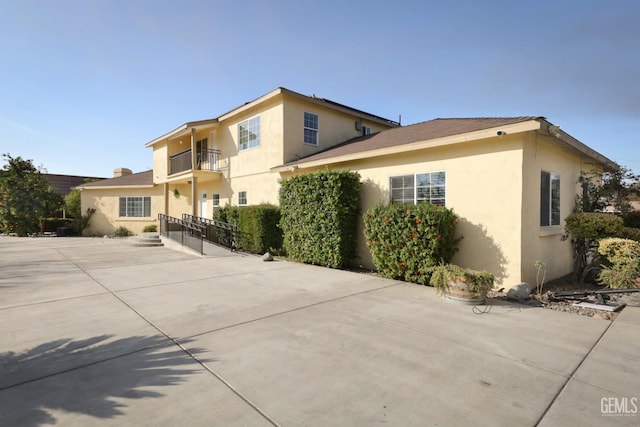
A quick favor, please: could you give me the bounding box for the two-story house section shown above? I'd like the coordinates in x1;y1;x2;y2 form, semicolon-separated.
78;87;399;235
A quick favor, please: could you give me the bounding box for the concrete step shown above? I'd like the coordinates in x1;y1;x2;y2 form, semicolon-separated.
128;232;164;247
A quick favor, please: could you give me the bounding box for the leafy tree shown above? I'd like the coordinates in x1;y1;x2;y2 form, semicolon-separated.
0;154;63;236
577;166;639;214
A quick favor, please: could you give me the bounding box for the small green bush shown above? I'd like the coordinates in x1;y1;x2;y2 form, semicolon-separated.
142;224;157;233
430;264;494;295
597;238;640;289
237;204;282;254
114;226;130;237
364;203;460;285
563;212;624;282
279;170;361;268
620;226;640;242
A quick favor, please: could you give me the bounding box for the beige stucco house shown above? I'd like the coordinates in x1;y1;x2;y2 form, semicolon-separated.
78;87;616;289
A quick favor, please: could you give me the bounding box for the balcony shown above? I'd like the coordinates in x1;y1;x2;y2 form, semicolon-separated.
169;148;221;175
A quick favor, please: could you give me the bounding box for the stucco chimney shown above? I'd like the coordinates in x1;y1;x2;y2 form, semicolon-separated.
113;167;132;178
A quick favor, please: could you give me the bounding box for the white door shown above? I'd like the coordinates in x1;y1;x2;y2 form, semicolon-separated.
200;192;207;218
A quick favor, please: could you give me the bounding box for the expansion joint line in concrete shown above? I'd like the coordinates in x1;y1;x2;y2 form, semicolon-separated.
533;320;614;426
54;249;282;427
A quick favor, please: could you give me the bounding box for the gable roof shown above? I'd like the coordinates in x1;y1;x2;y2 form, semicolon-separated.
75;170;154;189
44;174;106;196
145;87;399;148
273;117;616;171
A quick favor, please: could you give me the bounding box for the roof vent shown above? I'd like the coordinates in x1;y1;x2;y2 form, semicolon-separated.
113;167;132;178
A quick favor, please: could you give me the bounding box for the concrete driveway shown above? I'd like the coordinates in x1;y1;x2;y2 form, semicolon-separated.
1;236;638;426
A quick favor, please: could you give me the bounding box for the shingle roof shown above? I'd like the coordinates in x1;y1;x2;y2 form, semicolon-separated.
77;170;153;188
44;174;106;195
280;117;541;166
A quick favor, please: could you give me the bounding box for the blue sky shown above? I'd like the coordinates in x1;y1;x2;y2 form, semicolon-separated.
1;0;639;177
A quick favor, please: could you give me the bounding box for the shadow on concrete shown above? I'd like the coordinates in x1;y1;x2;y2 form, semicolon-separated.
0;335;210;426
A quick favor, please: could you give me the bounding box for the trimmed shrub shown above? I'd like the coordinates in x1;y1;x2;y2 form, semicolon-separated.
237;204;282;254
563;212;624;282
213;205;239;224
142;224;157;233
363;203;460;285
597;238;640;289
622;211;640;228
620;226;640;242
114;226;130;237
279;170;361;268
213;205;282;254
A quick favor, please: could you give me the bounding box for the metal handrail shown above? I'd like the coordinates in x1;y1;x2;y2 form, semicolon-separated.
169;148;221;175
182;213;237;250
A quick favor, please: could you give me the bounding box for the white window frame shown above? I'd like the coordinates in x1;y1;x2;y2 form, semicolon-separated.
389;171;446;206
118;196;151;218
362;125;372;136
238;191;248;206
540;171;561;227
303;112;319;146
238;116;260;151
212;193;220;208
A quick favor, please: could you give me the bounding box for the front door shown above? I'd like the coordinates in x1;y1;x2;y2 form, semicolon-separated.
200;192;207;218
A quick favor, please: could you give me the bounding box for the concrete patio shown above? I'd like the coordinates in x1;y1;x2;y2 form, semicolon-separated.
0;236;638;426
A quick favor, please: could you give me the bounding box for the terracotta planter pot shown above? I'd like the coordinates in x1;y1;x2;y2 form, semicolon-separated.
444;278;486;304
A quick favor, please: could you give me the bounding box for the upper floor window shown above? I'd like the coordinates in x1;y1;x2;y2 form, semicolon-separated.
540;171;560;226
119;196;151;217
304;112;319;145
390;171;446;206
362;126;372;136
238;191;248;206
238;116;260;151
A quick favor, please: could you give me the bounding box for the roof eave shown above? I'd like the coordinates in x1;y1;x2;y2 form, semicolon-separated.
272;119;542;172
145;119;218;148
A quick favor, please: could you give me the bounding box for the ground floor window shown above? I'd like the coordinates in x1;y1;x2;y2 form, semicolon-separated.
540;171;560;226
119;196;151;217
212;193;220;208
238;191;247;206
390;171;446;205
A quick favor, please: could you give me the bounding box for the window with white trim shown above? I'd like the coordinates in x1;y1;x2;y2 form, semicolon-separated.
540;171;560;226
119;196;151;217
390;172;446;205
304;112;319;145
362;125;372;136
238;191;247;206
212;193;220;208
238;116;260;150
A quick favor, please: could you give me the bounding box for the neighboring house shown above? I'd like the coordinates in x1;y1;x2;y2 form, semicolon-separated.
44;174;105;198
77;87;616;289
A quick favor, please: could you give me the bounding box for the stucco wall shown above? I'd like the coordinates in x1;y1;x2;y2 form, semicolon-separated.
520;133;596;284
81;186;164;236
281;135;525;288
282;97;392;164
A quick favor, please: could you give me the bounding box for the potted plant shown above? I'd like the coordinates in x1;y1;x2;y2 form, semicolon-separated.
430;264;495;304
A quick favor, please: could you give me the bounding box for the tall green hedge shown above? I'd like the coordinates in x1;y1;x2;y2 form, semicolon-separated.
238;204;282;254
279;170;361;268
213;204;282;254
364;203;460;285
